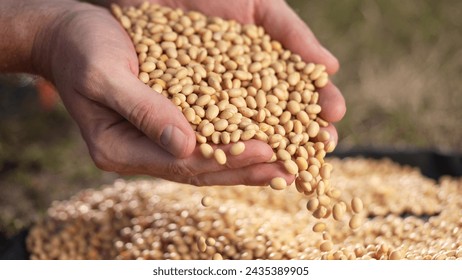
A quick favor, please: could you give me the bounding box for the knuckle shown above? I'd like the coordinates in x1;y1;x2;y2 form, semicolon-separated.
187;176;205;186
87;135;121;173
166;160;197;178
90;147;113;172
75;62;109;101
129;101;157;135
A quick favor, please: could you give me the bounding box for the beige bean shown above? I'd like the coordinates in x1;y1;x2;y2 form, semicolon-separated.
230;130;242;142
140;61;156;72
168;84;182;95
199;86;216;95
196;95;211;106
332;203;345;221
276;149;291;161
284;160;299;175
199;143;214;159
213;253;223;260
230;142;245;156
306;198;319;212
196;236;207;253
214;149;227;165
205;105;219;120
313;222;326;233
201;123;214;137
240;129;256;141
389;250;403;260
298;170;313;182
213;119;228;132
317;130;330;142
320;163;333;179
201;196;213;207
183;107;196;123
295;157;308;171
318;195;331;207
270;177;287;191
261;76;272;91
306;104;322;114
220;132;231;144
349;215;361;229
351;197;364;214
286;100;300;115
138;72;149;83
314;72;328;88
120;15;131;29
320;240;333;252
287;72;300;86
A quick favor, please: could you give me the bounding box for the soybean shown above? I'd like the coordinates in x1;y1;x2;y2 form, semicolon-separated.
230;142;245;156
201;196;213;207
351;197;364;214
200;143;214;159
214;149;227;165
270;177;287;191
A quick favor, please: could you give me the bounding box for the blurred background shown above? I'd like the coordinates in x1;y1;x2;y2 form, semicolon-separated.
0;0;461;237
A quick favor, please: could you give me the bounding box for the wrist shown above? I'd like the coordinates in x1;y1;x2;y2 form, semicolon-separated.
30;0;98;81
0;0;77;75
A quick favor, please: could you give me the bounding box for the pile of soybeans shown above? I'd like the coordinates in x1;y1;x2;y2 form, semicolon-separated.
27;157;462;260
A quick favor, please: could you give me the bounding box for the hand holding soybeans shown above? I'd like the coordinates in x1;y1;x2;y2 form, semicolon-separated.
0;0;345;186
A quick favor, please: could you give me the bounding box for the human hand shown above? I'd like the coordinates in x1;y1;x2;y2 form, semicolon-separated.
33;1;292;186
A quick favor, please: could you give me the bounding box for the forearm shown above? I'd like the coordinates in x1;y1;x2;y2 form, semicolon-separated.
0;0;89;77
0;0;65;73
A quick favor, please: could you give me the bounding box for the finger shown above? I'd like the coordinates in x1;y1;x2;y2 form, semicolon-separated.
97;124;276;179
59;89;180;174
92;122;293;186
72;93;311;186
257;0;339;74
81;105;277;180
181;139;274;174
317;82;346;122
105;71;196;158
189;162;295;186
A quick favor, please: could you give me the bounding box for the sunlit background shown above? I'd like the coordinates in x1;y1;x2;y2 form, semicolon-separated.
0;0;461;236
289;0;461;151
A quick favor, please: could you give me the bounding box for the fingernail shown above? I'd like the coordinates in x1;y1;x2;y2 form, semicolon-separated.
160;125;187;157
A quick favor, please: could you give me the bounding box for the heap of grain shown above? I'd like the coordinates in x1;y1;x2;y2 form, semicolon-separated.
27;158;462;260
112;2;358;228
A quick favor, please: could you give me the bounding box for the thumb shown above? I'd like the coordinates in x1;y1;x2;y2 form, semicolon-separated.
257;0;339;74
106;72;196;158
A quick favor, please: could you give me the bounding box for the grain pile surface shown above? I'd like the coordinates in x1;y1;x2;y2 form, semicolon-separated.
27;158;462;260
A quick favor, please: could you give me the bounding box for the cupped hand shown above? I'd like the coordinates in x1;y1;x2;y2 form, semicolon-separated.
34;2;292;186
